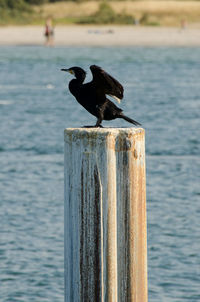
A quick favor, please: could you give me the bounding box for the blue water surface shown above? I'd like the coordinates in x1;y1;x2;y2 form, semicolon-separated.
0;46;200;301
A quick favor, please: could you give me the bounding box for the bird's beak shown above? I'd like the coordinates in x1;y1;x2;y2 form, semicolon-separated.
61;68;74;75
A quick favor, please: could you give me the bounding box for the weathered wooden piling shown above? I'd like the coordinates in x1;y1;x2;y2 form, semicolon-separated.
64;128;147;302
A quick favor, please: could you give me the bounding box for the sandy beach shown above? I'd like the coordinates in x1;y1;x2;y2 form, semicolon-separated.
0;25;200;46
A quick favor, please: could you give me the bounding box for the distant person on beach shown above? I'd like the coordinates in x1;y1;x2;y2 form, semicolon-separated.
180;19;187;30
44;17;54;46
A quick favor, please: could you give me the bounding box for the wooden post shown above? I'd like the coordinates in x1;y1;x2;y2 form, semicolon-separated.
64;128;147;302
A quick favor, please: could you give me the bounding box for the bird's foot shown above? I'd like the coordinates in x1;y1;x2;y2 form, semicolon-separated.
83;125;95;128
83;125;104;128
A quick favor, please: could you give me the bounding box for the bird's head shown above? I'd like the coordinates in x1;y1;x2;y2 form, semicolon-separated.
61;66;86;82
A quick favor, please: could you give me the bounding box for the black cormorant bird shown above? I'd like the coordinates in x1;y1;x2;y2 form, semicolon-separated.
61;65;141;127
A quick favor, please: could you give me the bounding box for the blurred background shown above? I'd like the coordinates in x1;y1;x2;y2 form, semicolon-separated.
0;1;200;302
0;0;200;26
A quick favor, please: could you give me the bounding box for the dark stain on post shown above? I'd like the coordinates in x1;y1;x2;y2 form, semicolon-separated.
134;149;138;159
80;159;101;301
116;136;131;301
123;149;131;301
80;167;84;301
93;164;101;302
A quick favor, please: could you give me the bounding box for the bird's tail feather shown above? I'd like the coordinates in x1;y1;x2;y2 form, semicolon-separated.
120;114;141;126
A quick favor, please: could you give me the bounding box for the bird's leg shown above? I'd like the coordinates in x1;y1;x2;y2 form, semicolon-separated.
94;105;104;127
83;105;104;128
95;117;103;128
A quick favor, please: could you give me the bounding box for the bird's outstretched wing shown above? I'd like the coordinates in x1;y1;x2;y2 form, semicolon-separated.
90;65;124;103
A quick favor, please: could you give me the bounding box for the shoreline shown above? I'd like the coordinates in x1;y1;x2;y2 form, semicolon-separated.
0;25;200;46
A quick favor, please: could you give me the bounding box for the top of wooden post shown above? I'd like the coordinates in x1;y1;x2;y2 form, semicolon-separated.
64;127;144;141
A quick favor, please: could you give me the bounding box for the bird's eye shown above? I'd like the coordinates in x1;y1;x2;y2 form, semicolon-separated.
69;70;74;75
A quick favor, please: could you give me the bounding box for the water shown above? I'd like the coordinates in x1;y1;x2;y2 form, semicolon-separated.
0;46;200;301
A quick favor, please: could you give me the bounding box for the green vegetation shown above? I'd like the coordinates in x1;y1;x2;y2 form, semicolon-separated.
139;13;160;26
0;0;200;26
0;0;32;25
0;0;66;7
77;2;134;24
0;0;135;25
0;0;59;25
0;0;30;10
